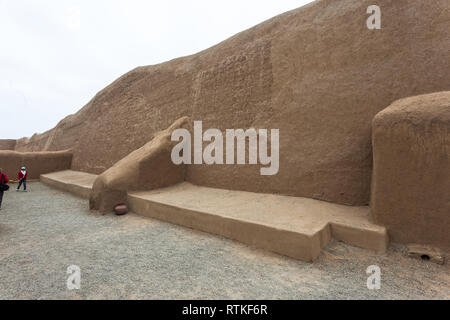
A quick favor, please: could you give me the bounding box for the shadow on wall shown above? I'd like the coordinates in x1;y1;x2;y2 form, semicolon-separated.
0;150;73;180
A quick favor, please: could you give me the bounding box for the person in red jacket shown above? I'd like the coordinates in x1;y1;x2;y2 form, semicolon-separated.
17;166;28;192
0;168;9;209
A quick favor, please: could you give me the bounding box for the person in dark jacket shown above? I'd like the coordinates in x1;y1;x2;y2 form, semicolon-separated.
17;166;28;192
0;168;9;209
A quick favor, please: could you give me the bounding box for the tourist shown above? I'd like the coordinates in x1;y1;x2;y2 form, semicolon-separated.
17;166;28;192
0;168;9;209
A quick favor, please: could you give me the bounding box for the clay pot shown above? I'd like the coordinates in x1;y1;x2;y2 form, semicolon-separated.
114;204;128;216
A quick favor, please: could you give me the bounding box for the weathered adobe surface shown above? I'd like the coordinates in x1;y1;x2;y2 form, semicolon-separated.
14;0;450;206
89;117;190;213
0;150;73;180
0;139;17;150
371;91;450;253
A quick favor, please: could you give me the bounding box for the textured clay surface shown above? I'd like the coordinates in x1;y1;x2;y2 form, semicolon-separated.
89;117;190;213
371;92;450;253
41;170;387;261
14;0;450;206
40;170;97;199
128;182;387;261
0;139;16;150
0;150;73;180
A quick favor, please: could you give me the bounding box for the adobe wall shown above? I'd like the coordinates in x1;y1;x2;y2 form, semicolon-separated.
90;117;190;213
0;139;16;150
13;0;450;206
0;150;73;180
371;92;450;253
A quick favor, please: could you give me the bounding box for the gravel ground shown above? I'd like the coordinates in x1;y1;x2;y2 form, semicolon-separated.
0;182;448;300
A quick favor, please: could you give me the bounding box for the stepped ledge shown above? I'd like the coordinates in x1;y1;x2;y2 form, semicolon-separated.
41;170;387;262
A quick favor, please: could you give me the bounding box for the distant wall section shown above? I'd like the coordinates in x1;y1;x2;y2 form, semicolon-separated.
0;150;73;180
0;139;16;150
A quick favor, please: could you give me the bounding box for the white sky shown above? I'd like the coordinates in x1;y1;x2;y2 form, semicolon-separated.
0;0;312;139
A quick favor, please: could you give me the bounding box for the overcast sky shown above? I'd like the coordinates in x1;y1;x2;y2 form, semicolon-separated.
0;0;312;139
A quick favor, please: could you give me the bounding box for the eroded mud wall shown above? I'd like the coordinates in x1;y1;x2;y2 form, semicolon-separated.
14;0;450;205
0;150;73;180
